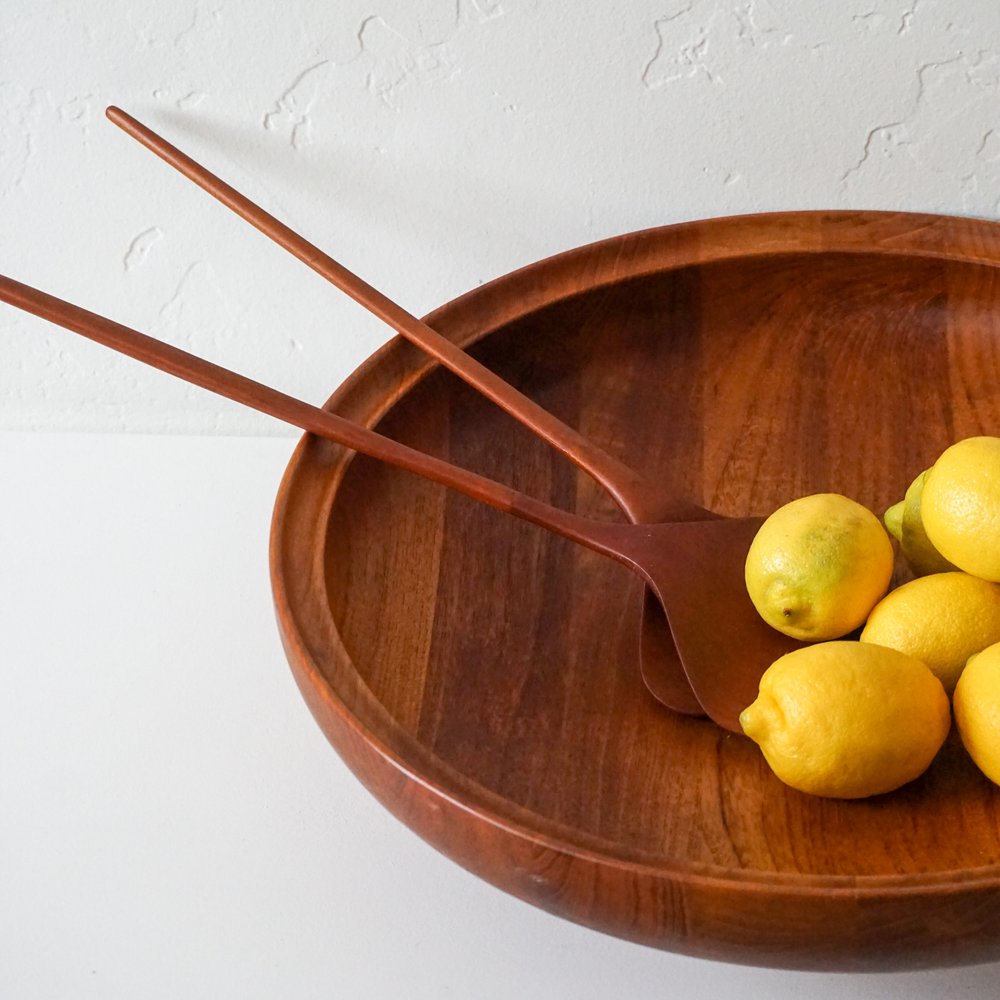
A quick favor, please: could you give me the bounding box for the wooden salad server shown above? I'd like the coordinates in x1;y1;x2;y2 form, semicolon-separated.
103;106;750;716
0;274;801;732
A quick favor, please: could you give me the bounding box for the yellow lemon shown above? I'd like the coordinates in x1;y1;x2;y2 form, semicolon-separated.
885;470;957;577
740;641;949;799
954;642;1000;786
922;436;1000;582
744;493;893;640
884;499;904;542
860;571;1000;692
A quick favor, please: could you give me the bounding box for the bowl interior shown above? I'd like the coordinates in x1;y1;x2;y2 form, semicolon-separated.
309;246;1000;880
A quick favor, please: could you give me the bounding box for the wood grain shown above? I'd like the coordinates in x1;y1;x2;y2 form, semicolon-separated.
271;212;1000;970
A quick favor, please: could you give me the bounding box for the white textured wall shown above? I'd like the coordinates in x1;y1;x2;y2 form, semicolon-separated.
3;0;1000;434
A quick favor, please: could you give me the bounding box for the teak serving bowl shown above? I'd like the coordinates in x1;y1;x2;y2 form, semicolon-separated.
271;211;1000;971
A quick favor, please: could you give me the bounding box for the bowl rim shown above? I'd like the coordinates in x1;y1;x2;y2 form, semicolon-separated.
271;208;1000;898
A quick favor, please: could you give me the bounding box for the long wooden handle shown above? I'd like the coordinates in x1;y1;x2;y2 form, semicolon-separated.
105;106;653;519
0;275;633;565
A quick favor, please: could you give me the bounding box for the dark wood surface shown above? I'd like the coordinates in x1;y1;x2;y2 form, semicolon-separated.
271;211;1000;970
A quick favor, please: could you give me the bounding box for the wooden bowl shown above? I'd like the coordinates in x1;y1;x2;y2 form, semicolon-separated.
270;211;1000;971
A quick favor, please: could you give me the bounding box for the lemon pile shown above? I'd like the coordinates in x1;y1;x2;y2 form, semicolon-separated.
740;436;1000;799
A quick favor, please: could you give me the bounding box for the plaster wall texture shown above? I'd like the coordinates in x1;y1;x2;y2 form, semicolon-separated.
3;0;999;434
